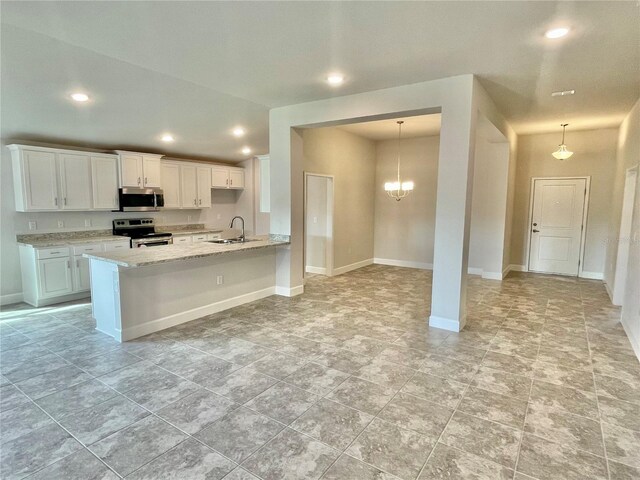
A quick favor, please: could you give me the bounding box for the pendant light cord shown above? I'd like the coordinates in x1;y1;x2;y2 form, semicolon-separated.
397;121;403;184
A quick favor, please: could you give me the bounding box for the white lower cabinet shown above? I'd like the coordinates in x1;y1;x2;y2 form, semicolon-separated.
173;235;192;244
192;234;207;243
20;241;128;307
38;257;74;298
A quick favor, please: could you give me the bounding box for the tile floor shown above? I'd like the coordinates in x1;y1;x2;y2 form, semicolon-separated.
1;265;639;479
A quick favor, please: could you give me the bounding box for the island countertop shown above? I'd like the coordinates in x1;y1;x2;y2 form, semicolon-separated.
84;235;289;268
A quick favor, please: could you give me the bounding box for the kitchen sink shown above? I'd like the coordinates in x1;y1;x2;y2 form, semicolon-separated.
207;238;257;244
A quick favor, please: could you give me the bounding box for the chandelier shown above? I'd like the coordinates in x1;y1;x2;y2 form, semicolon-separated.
384;120;414;201
552;123;574;160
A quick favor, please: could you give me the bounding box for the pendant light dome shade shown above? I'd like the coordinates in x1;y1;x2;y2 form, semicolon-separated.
552;124;574;160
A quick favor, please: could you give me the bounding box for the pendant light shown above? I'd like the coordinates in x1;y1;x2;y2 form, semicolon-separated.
384;121;414;201
552;123;574;160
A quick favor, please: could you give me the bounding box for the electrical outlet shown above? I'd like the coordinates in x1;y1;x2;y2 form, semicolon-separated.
28;221;37;230
57;220;64;228
313;216;318;224
84;219;92;227
216;214;221;220
187;215;192;222
216;275;224;285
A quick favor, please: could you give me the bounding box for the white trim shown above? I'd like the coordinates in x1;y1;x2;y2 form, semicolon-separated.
275;285;304;297
429;314;464;332
0;292;24;306
373;258;433;270
119;287;276;342
509;264;527;272
621;318;640;363
604;281;614;302
303;172;335;278
467;267;483;276
305;266;327;275
579;271;603;280
481;271;504;281
332;258;373;276
502;264;512;278
525;176;591;277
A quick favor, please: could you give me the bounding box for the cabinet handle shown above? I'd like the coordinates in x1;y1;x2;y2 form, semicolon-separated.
54;197;58;206
138;177;141;185
50;251;60;254
230;179;233;186
226;178;228;185
145;177;148;185
194;199;197;205
76;259;80;268
64;197;67;205
199;199;202;205
67;260;71;269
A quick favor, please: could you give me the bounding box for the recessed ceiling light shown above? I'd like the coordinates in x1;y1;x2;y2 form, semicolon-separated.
551;89;575;97
70;92;89;102
232;127;246;137
241;146;252;155
161;134;175;142
327;73;345;86
545;27;570;39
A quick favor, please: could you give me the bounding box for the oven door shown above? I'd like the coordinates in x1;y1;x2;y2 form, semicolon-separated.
119;188;164;212
132;237;173;248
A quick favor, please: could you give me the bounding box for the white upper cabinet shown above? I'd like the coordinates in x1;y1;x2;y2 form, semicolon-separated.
115;151;162;188
91;156;119;210
119;153;144;187
142;156;162;187
197;166;212;208
11;147;59;211
8;145;119;212
58;153;92;210
229;168;245;189
161;162;181;208
180;165;198;208
212;167;229;188
211;165;245;190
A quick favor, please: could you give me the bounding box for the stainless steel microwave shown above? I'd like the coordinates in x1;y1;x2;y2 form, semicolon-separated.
117;187;164;212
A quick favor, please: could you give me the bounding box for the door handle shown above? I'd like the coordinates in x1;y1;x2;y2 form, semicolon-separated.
532;229;540;233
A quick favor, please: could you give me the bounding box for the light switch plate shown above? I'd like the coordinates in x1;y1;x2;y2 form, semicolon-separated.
216;275;224;285
84;219;92;227
57;220;64;228
28;221;37;230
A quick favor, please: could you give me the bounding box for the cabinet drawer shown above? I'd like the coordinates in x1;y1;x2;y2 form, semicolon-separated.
104;241;130;251
35;247;70;260
206;233;221;240
72;243;104;255
192;234;207;243
173;236;192;244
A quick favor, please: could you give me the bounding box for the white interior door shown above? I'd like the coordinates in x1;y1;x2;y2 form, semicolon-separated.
529;178;587;276
304;174;334;277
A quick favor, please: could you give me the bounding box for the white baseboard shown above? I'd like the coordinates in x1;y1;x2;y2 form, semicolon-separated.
621;317;640;362
429;315;464;332
120;286;276;341
502;264;512;278
579;271;604;280
509;264;527;272
305;266;327;275
332;258;373;276
604;281;615;303
0;292;24;306
481;271;504;281
374;258;433;270
467;267;483;276
275;285;304;297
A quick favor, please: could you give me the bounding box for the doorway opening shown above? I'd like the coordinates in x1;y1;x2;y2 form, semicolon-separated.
304;173;334;277
612;166;638;305
527;176;590;276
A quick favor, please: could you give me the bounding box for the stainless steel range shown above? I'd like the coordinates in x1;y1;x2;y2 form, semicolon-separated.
112;218;173;248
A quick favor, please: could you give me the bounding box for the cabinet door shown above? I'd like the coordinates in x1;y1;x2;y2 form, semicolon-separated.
91;156;119;210
120;154;144;187
143;156;162;187
212;167;229;188
58;153;92;210
229;169;245;189
197;167;212;208
23;149;59;210
192;234;207;243
180;165;198;208
38;257;73;298
173;236;192;244
161;163;181;208
73;255;91;292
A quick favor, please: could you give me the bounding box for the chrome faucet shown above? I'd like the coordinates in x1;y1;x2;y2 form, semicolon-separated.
230;216;245;242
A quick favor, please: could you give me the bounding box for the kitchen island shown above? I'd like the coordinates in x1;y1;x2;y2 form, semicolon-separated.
85;235;289;341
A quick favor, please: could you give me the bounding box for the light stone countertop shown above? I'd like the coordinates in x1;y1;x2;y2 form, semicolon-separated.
167;228;223;236
17;235;131;248
84;235;289;267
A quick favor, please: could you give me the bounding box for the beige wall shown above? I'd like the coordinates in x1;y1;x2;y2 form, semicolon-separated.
510;128;619;275
374;136;439;267
302;127;376;270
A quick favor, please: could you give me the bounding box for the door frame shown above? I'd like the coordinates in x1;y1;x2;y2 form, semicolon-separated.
612;166;638;304
525;176;591;277
303;172;335;279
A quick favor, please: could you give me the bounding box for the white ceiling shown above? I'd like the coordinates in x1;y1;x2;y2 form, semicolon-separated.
1;1;638;161
339;115;441;141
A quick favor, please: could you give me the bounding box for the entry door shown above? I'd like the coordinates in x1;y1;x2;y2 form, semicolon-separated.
529;178;587;276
